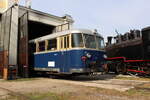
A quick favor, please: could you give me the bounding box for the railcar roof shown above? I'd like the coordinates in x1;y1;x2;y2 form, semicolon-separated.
29;29;103;43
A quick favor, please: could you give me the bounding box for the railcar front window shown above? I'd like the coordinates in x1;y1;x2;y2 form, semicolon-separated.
72;33;84;47
96;37;105;49
84;34;96;49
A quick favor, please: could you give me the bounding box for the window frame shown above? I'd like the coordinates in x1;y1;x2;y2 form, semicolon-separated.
59;34;71;50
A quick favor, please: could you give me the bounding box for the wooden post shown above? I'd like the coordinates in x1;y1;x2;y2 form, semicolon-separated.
3;67;8;80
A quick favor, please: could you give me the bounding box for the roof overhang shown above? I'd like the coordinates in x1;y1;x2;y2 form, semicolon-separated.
19;6;74;26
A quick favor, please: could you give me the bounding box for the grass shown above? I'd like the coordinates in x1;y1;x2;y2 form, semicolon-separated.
127;83;150;96
127;88;150;97
26;92;69;100
1;78;38;82
87;83;150;98
0;95;28;100
115;76;150;81
0;92;69;100
114;76;150;97
25;86;150;100
2;86;149;100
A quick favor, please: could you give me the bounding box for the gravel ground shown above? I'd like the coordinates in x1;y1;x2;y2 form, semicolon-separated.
0;74;149;100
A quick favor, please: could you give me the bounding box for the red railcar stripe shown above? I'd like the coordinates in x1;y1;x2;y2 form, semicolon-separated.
125;60;150;62
127;69;147;74
107;57;150;63
106;57;126;60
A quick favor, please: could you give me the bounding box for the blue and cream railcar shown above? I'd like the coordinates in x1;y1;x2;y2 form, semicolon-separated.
29;29;106;75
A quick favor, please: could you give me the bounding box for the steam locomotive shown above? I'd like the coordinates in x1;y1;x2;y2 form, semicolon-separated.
105;26;150;75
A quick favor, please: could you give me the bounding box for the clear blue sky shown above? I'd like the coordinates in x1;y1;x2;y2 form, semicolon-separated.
19;0;150;39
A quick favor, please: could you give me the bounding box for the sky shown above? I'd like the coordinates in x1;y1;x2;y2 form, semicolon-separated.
19;0;150;40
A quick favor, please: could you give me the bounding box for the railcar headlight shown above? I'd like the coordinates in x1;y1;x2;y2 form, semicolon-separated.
103;54;107;59
86;53;92;58
81;56;87;62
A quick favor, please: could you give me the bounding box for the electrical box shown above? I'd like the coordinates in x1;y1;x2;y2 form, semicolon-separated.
0;0;17;14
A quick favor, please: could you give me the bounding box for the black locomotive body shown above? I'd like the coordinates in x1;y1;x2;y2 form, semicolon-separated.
142;27;150;59
105;27;150;75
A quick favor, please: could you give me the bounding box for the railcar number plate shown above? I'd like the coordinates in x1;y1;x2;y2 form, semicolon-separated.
48;61;55;67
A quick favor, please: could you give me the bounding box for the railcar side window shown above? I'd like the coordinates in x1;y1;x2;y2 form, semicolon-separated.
64;37;67;48
72;33;84;47
84;34;96;49
39;41;45;52
47;38;57;51
60;37;64;49
60;35;70;49
64;36;70;48
67;36;69;48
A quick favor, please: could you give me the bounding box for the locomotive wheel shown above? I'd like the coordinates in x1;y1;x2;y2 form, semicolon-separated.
115;63;127;74
121;64;127;75
115;63;121;74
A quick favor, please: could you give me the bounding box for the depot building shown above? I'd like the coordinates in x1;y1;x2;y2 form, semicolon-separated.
0;0;74;79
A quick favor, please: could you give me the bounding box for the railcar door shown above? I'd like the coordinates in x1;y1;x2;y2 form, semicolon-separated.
59;35;70;73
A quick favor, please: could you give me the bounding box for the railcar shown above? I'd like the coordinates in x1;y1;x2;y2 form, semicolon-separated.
29;29;106;75
105;27;150;75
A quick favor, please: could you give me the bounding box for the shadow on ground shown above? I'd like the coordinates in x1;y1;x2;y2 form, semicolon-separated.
33;73;118;81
